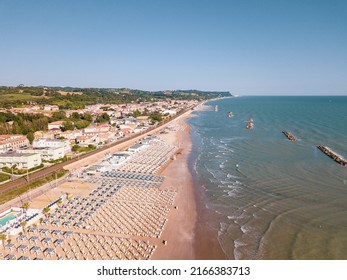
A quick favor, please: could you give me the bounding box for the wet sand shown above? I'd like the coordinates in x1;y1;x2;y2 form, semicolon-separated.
152;113;226;259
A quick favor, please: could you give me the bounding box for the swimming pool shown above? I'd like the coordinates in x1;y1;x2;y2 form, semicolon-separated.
0;212;17;226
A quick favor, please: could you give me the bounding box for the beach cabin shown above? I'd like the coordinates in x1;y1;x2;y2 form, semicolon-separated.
109;152;130;165
128;143;145;153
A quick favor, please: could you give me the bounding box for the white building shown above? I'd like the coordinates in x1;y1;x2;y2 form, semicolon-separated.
109;152;131;165
43;105;59;111
75;135;95;146
128;143;146;153
33;138;71;153
48;121;64;130
0;135;29;153
0;153;41;169
162;109;177;115
17;146;65;161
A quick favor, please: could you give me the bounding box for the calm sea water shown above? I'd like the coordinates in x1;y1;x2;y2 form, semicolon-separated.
189;96;347;259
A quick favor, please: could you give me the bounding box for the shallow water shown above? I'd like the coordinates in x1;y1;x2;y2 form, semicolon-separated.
189;96;347;259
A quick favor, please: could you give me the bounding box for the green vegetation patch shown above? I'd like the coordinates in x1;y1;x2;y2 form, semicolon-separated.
72;144;96;153
0;173;10;182
1;93;42;101
43;156;67;164
2;164;44;175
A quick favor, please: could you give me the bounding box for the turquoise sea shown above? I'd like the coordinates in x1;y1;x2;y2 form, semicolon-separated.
189;96;347;259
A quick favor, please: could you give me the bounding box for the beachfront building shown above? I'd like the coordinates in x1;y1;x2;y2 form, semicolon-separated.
33;138;71;153
140;138;153;145
109;152;131;165
0;152;41;169
0;135;29;153
17;146;65;161
128;143;146;153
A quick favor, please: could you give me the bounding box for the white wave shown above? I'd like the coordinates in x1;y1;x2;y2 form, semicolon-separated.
227;173;241;179
226;190;238;198
205;166;218;180
217;144;234;153
220;180;232;185
234;238;248;247
240;224;253;234
219;222;229;233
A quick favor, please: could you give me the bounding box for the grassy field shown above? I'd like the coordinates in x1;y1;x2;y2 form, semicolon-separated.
1;93;44;101
0;173;10;182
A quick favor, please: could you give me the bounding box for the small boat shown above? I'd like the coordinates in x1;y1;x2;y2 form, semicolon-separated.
228;112;233;118
246;122;254;129
246;117;254;129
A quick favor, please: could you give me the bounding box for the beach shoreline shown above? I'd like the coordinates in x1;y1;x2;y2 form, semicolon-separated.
152;108;227;260
188;113;229;260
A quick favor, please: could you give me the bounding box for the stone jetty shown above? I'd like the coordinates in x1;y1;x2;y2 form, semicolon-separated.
317;145;347;166
282;131;297;141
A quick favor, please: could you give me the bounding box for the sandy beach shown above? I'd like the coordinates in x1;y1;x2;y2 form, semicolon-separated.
152;112;226;259
0;107;227;260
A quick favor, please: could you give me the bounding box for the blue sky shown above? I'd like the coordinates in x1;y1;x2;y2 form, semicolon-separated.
0;0;346;95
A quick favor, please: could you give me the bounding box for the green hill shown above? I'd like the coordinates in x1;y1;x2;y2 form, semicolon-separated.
0;86;231;109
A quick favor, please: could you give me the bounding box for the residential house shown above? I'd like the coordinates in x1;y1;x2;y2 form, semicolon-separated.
17;146;65;161
33;138;71;153
0;153;41;169
48;121;65;131
0;135;29;153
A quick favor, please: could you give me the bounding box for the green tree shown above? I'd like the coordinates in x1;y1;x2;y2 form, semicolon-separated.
0;234;6;249
75;120;90;129
52;111;66;120
71;112;81;119
32;117;48;131
96;113;110;123
12;122;22;134
42;207;50;217
20;221;27;233
61;121;75;131
72;145;80;152
82;113;93;122
21;202;30;214
27;132;35;144
131;109;142;118
87;144;96;150
149;112;163;124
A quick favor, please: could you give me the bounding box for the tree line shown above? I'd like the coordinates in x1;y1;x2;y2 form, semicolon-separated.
0;86;231;109
0;111;95;142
